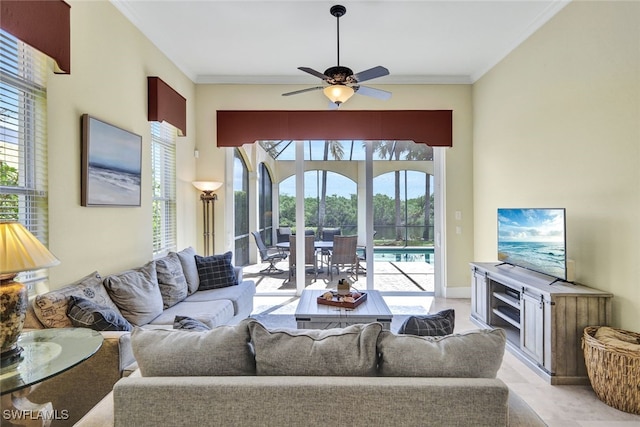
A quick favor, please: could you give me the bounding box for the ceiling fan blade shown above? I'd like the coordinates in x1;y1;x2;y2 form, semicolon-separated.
352;66;389;83
354;85;392;100
298;67;331;80
282;86;325;97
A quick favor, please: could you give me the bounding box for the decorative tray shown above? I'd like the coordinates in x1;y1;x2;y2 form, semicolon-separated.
317;291;367;309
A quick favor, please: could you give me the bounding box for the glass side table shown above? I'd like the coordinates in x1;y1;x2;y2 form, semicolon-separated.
1;328;103;427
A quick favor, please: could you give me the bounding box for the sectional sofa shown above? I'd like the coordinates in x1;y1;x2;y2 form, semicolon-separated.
23;247;255;427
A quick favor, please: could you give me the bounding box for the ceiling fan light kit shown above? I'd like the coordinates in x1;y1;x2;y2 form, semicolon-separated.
282;4;391;108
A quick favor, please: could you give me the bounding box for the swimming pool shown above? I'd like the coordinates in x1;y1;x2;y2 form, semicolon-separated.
360;246;435;263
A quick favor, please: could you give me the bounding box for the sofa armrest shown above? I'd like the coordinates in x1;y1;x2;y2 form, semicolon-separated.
28;331;133;427
234;266;243;283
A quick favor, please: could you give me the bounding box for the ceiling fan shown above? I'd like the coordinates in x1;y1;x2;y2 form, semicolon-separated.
282;4;391;108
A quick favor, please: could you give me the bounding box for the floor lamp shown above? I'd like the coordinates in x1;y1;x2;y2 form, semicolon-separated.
192;181;222;256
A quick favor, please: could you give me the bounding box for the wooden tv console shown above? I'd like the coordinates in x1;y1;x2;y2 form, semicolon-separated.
470;262;612;385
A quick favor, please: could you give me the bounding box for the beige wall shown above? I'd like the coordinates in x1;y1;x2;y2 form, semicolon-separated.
45;0;197;287
473;1;640;329
195;84;474;289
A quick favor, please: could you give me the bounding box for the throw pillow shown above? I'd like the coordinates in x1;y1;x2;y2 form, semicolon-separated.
132;318;255;376
377;328;506;378
173;315;211;332
248;320;382;376
155;252;188;308
174;246;199;294
33;271;123;328
398;309;455;336
67;295;132;331
195;252;237;291
103;261;163;326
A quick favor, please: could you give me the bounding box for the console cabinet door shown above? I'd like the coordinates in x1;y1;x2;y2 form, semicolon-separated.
521;291;544;364
471;268;488;323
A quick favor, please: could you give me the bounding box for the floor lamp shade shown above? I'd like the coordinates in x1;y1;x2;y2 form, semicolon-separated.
0;222;60;366
192;181;222;256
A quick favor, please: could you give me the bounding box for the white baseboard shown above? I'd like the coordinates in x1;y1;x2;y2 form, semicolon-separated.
444;286;471;299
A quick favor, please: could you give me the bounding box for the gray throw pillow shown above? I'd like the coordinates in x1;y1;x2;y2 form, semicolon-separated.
173;315;211;332
32;271;122;328
103;262;163;326
195;252;237;290
155;252;188;308
248;320;382;376
132;319;255;376
174;246;199;294
398;309;455;336
377;328;506;378
67;295;132;331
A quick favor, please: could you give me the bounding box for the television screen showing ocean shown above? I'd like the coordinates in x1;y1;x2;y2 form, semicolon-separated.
498;241;566;279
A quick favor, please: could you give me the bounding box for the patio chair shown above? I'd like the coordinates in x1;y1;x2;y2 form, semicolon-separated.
320;227;341;265
276;227;292;244
328;235;358;281
288;234;318;282
251;231;287;274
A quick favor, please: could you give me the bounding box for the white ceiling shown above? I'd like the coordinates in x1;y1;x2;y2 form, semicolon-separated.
111;0;570;84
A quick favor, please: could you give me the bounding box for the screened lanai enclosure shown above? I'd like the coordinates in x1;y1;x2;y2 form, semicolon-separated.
233;139;439;295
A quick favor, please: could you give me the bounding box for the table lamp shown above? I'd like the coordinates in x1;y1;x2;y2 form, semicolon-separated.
0;221;60;366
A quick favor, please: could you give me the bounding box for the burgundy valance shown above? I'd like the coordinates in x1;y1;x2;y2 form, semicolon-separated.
148;77;187;136
216;110;452;147
0;0;71;74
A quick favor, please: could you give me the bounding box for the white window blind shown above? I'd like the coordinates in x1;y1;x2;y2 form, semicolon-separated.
0;30;50;289
151;121;177;256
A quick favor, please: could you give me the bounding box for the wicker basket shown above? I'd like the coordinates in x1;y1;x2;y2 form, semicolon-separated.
582;326;640;415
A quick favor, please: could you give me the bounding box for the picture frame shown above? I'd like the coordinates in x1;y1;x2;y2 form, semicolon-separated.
81;114;142;207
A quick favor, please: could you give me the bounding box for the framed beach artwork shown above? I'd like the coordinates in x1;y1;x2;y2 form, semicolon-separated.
81;114;142;207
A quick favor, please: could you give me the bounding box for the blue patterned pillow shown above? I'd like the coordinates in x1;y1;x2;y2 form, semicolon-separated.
173;315;211;332
195;252;237;290
67;295;132;331
398;309;455;336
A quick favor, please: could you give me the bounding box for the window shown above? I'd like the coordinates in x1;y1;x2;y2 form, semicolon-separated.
0;30;50;290
151;121;177;255
233;149;249;265
257;163;273;246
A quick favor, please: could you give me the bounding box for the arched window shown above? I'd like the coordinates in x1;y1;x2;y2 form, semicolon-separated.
279;170;357;236
258;163;273;245
234;149;249;265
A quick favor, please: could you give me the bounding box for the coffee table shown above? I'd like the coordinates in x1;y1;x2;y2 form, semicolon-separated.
295;289;393;330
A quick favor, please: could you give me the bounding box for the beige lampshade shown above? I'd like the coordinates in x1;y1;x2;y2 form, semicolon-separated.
0;222;60;276
192;181;223;193
323;84;355;105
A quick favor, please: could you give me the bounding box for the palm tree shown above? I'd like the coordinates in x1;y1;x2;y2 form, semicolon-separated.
318;140;344;237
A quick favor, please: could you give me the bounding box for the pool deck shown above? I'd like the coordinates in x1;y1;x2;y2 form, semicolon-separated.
242;258;434;294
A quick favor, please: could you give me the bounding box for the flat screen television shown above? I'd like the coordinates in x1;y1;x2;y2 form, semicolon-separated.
497;208;567;281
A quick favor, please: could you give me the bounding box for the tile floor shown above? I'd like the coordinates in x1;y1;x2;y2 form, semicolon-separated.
251;294;640;426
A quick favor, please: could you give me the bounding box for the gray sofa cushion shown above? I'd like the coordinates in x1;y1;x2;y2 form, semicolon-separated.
155;252;188;308
67;296;132;331
398;309;455;336
174;246;199;294
184;280;255;317
33;271;122;328
131;319;255;376
248;321;382;376
103;262;163;326
377;328;506;378
146;299;234;329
